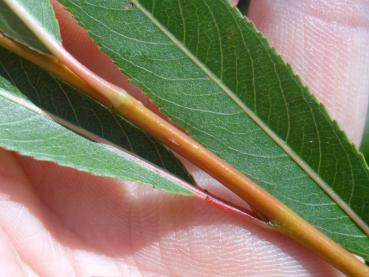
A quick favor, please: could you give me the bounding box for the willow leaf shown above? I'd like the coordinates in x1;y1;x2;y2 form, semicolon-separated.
59;0;369;258
0;0;193;185
0;47;194;184
0;0;60;53
0;74;191;194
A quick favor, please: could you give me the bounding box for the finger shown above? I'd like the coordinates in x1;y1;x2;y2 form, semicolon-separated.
248;0;369;145
0;150;77;276
0;226;29;277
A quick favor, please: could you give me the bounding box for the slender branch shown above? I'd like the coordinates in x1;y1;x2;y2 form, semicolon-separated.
2;1;369;275
0;32;268;229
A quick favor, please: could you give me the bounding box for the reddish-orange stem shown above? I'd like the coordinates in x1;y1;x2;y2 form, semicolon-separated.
0;33;267;228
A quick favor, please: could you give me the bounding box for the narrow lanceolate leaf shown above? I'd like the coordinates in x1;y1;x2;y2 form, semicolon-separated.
0;74;191;195
0;0;60;53
0;47;195;185
59;0;369;258
0;0;194;185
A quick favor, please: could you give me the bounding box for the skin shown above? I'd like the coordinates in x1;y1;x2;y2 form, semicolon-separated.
0;0;368;276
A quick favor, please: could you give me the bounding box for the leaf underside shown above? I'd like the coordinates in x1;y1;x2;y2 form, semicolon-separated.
0;0;195;189
0;47;195;185
58;0;369;258
0;73;191;195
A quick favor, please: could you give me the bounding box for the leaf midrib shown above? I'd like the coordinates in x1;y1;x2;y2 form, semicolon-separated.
132;0;369;234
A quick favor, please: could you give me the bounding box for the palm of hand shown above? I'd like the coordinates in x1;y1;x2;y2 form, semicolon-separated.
1;1;368;276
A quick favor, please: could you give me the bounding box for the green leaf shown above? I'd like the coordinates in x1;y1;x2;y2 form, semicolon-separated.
0;0;194;186
0;46;194;185
0;0;60;53
59;0;369;258
0;74;191;195
0;49;194;184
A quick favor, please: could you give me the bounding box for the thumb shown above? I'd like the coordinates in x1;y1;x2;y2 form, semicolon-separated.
248;0;369;146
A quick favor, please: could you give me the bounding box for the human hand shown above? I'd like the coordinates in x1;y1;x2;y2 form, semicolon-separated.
1;1;368;276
